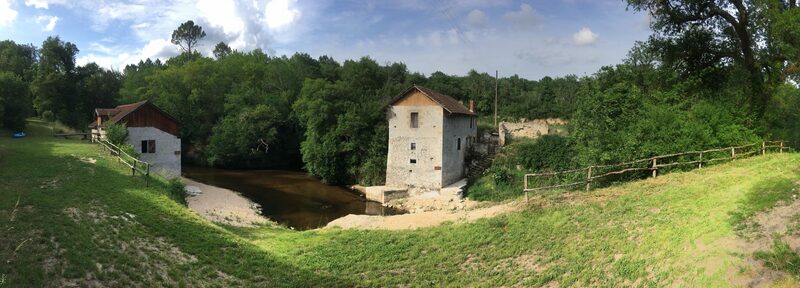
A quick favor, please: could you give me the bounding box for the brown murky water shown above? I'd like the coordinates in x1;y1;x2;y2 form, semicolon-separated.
183;166;404;230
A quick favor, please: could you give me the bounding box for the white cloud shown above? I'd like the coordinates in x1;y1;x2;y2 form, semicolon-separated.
572;27;598;46
88;42;114;54
503;4;541;28
466;9;487;28
0;0;17;26
24;0;66;9
197;0;244;35
77;38;178;70
264;0;300;30
36;15;59;31
416;29;461;47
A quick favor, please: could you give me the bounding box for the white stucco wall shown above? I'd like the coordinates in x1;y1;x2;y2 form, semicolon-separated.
441;114;477;186
385;106;444;189
127;127;181;177
91;128;105;142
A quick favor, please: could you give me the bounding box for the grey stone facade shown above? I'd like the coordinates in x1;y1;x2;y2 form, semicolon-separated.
385;105;477;189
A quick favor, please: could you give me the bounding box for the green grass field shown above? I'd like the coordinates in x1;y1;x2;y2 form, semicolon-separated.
2;119;800;287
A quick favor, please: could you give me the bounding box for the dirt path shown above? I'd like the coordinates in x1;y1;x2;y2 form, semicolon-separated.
727;199;800;287
324;201;520;230
183;178;271;227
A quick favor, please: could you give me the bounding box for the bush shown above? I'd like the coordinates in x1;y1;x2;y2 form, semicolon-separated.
515;135;575;172
119;144;139;159
491;167;513;186
167;178;187;206
105;122;129;145
41;111;54;122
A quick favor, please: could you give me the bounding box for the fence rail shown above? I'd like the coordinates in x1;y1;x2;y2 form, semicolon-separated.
523;140;791;200
97;139;151;185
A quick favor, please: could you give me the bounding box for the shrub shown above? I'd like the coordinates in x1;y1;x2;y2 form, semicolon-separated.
105;123;128;146
515;135;575;172
119;144;139;159
167;178;187;206
41;111;54;122
491;167;513;186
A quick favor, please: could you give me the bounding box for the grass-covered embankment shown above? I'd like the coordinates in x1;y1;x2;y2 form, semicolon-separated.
2;119;800;286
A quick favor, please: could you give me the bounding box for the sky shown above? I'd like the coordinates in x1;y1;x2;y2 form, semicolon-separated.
0;0;653;80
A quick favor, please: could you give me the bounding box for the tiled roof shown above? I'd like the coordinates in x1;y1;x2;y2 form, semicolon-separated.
106;101;148;124
88;100;149;128
389;85;476;116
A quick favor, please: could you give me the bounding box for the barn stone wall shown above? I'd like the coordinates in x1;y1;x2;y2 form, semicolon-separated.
127;127;181;177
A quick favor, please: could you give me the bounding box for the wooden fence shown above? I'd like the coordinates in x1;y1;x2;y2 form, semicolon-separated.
97;139;152;185
523;140;791;200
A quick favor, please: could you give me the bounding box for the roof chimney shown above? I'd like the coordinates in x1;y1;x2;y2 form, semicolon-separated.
469;99;474;113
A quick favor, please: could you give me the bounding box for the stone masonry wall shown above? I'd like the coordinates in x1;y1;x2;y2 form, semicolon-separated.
498;118;567;146
385;105;444;189
441;114;477;187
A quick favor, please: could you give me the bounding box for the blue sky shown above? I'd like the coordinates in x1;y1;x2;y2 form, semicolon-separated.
0;0;652;79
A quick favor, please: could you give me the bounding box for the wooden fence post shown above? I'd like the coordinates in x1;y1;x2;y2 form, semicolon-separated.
762;141;766;156
145;164;150;187
651;158;657;178
132;161;136;176
780;141;784;154
524;175;529;203
731;147;736;160
698;152;703;169
585;166;593;191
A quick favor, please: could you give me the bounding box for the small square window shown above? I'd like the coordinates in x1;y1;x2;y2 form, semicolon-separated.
410;143;416;150
410;159;417;164
457;138;461;150
141;140;156;153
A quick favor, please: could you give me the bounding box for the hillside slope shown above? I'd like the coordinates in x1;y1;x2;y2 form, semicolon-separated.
2;119;800;287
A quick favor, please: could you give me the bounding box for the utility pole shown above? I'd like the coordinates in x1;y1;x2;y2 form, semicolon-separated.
494;70;498;127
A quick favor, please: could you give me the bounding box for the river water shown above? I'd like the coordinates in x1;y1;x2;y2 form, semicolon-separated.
182;166;404;230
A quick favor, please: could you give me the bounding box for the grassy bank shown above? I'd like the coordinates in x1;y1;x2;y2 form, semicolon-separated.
2;119;800;286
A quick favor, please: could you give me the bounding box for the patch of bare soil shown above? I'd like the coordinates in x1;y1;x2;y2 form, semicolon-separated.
324;201;520;230
183;178;272;227
721;199;800;287
54;205;217;287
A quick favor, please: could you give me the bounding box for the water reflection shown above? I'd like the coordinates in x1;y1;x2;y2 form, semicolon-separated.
183;166;404;230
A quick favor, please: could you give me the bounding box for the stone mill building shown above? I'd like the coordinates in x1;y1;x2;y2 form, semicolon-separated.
385;85;477;189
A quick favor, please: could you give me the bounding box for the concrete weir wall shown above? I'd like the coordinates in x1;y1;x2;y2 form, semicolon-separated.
127;127;181;177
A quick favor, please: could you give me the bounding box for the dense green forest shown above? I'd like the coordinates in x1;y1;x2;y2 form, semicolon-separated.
1;0;798;188
0;22;582;185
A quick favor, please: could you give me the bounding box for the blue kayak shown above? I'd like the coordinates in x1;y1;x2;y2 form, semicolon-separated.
12;132;25;138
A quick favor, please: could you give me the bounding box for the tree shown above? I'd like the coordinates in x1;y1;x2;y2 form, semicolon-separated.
206;105;283;167
626;0;800;117
0;72;29;131
0;40;37;82
171;20;206;53
212;42;232;59
31;36;80;126
77;63;121;117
